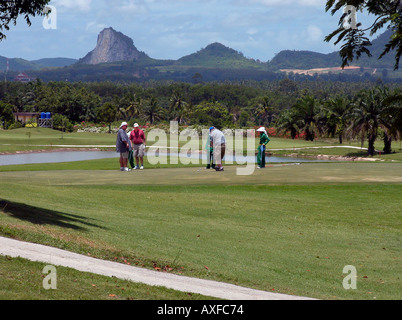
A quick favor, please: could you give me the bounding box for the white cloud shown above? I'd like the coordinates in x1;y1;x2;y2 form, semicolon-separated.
297;0;324;6
116;0;149;14
51;0;92;12
86;21;108;33
236;0;324;6
247;28;259;35
306;25;323;42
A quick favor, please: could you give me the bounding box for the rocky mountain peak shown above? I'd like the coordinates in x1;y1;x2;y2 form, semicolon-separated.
79;27;143;65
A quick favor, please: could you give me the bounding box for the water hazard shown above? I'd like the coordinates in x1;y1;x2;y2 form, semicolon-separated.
0;150;326;166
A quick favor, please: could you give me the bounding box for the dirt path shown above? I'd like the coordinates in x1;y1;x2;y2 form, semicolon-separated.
0;236;315;300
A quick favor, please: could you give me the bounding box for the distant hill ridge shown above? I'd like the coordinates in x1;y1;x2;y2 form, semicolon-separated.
0;56;77;72
1;27;399;80
31;58;78;68
269;29;395;71
268;50;341;70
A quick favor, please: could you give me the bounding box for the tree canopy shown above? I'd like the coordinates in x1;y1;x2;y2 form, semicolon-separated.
0;0;51;41
325;0;402;70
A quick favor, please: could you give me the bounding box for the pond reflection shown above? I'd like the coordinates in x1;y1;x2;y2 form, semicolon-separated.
0;151;324;166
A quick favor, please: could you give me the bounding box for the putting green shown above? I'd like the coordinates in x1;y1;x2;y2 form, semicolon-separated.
1;163;401;186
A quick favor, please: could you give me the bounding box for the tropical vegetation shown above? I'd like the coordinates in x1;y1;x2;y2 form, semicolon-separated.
1;79;401;156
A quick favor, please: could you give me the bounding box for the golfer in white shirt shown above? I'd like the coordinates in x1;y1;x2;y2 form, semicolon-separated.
210;126;226;172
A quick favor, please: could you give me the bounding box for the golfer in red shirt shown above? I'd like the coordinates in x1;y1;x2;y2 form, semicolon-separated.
129;123;146;170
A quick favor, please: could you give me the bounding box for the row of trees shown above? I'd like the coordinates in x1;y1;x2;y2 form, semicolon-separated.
0;79;400;155
277;87;401;155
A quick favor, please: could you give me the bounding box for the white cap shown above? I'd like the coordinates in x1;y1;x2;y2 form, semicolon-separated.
133;123;139;128
120;122;128;128
256;127;266;132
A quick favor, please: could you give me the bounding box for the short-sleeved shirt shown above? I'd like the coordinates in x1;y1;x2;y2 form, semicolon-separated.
116;128;129;153
130;129;145;145
210;129;226;146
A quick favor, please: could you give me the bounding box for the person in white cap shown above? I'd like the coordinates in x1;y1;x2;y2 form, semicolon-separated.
256;127;270;169
116;122;131;171
129;123;146;170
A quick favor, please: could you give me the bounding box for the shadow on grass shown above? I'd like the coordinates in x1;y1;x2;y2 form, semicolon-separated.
345;151;398;157
0;199;105;231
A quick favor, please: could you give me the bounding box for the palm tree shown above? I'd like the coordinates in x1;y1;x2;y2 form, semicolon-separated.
292;95;321;141
120;94;142;121
347;87;395;156
143;97;165;125
253;95;277;127
169;91;188;124
380;88;402;154
128;97;143;119
383;91;402;136
322;96;351;144
277;109;300;139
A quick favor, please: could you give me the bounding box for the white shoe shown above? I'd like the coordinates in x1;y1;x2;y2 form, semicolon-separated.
124;167;131;172
140;166;144;170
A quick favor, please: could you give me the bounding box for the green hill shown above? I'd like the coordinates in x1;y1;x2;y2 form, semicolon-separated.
0;56;77;72
353;29;397;69
268;29;397;71
31;58;77;68
0;56;41;72
268;50;341;70
175;42;268;70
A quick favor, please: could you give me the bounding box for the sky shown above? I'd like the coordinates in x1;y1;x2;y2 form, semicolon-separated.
0;0;377;62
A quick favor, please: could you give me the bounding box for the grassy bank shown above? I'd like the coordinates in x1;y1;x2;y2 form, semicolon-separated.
0;163;401;300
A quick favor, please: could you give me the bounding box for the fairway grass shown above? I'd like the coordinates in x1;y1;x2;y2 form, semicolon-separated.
1;163;401;185
0;163;401;300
